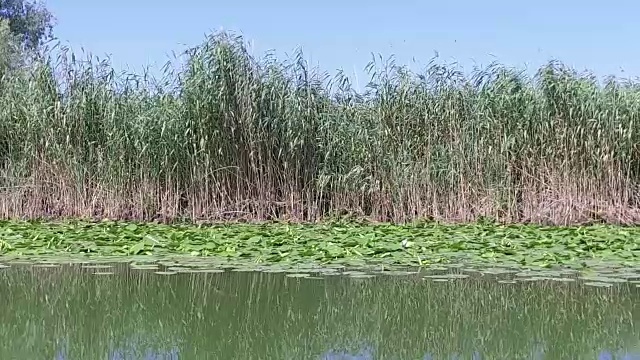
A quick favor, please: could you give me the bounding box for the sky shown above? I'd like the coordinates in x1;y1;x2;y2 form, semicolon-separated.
47;0;639;89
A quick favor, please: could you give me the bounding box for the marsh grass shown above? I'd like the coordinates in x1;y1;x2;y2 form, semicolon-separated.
1;32;639;224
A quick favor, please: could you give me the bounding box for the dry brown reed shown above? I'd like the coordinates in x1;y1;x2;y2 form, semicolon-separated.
0;32;638;225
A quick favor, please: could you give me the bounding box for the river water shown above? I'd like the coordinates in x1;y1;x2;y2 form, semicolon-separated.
0;264;638;359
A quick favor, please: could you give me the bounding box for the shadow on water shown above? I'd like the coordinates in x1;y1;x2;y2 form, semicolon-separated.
0;264;638;359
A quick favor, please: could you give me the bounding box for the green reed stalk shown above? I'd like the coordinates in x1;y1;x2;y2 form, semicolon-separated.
0;32;638;224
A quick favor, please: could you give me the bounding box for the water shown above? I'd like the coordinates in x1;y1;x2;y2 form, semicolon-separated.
0;264;638;359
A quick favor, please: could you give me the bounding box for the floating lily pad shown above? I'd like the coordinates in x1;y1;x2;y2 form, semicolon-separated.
584;282;614;288
196;269;226;274
158;262;178;267
130;265;159;270
379;271;417;276
615;273;640;280
427;266;449;271
261;269;286;273
578;276;627;283
317;268;338;273
286;273;310;278
32;264;60;268
480;268;517;275
285;268;311;274
519;277;552;282
154;271;177;276
166;266;190;272
423;274;469;279
81;265;113;269
461;268;479;273
342;271;369;277
220;264;238;270
349;274;376;279
515;272;536;277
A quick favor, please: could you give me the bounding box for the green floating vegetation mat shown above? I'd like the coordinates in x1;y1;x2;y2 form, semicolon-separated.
0;220;638;272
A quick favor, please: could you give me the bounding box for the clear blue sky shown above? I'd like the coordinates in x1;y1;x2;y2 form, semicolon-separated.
47;0;638;88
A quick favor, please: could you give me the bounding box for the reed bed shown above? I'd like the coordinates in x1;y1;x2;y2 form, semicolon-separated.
0;32;638;224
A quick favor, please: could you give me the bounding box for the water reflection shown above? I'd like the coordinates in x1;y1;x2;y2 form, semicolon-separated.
50;341;640;360
0;265;637;359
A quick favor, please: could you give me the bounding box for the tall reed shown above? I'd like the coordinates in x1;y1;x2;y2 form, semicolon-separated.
1;32;638;224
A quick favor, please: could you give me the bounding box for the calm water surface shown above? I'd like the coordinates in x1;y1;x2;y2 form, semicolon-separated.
0;264;638;359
